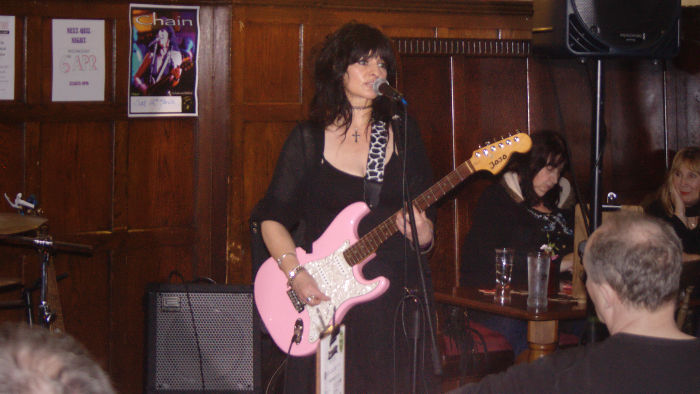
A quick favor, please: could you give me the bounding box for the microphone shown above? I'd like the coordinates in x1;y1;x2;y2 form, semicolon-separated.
372;78;407;104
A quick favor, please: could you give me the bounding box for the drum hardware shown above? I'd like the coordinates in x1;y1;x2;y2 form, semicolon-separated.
0;198;92;330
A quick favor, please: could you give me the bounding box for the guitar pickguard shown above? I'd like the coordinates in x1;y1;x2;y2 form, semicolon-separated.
302;241;377;343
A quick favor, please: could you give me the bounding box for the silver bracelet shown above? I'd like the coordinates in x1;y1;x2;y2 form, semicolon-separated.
287;265;306;287
276;252;296;266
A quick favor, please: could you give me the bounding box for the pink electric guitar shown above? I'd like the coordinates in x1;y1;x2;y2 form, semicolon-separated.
254;133;532;356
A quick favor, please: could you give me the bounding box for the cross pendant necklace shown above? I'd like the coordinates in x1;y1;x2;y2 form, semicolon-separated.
352;128;361;143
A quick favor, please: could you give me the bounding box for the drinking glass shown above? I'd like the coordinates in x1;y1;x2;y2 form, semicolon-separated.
494;248;514;304
527;251;551;311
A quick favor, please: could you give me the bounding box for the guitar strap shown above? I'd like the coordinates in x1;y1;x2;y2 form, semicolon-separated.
364;120;388;209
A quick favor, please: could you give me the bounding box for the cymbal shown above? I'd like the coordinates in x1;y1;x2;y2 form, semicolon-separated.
0;213;47;235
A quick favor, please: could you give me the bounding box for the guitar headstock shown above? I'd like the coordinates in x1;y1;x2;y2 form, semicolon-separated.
468;132;532;175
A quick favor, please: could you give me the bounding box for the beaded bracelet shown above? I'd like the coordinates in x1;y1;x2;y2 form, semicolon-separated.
287;265;306;287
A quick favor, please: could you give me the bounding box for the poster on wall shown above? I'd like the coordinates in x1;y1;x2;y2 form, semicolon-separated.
0;15;15;101
51;19;105;102
128;4;199;117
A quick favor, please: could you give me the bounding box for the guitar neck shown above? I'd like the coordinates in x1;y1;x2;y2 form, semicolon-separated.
344;160;476;266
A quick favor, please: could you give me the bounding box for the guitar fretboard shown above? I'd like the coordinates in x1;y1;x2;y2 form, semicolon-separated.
343;160;475;266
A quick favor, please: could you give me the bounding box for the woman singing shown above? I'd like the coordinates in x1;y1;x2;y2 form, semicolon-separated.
254;23;438;393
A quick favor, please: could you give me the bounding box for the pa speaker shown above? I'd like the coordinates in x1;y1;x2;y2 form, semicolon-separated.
532;0;681;58
145;283;260;393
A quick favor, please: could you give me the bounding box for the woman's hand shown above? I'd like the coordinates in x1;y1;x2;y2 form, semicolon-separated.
261;220;330;306
671;183;686;219
395;206;434;248
290;269;330;306
560;253;574;272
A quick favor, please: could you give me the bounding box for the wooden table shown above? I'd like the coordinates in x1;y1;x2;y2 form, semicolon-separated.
435;286;587;362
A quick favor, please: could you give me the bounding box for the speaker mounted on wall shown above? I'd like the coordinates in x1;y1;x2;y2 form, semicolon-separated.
145;283;261;394
532;0;681;58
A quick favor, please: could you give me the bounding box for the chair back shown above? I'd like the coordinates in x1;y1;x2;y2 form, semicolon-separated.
677;259;700;331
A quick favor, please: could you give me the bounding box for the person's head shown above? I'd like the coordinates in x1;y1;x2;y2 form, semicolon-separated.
309;22;397;129
660;147;700;215
154;26;177;50
583;213;682;320
0;323;115;394
510;130;569;209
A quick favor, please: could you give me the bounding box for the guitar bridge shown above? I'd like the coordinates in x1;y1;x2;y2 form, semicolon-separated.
287;289;305;313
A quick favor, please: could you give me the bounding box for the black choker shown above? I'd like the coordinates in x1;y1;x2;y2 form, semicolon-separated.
352;105;371;110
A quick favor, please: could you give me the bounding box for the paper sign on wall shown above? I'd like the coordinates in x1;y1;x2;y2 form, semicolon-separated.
0;15;15;100
51;19;105;102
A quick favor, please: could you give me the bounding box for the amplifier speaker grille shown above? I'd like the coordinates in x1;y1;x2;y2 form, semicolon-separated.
145;283;260;393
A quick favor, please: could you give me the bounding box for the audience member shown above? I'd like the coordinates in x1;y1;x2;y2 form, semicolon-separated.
0;323;115;394
645;146;700;259
450;213;700;393
460;130;576;355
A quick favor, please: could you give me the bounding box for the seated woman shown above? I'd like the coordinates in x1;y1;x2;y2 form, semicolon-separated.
460;130;575;355
645;147;700;260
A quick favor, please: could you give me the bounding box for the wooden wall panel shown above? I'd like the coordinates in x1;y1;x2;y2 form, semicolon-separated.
55;252;111;362
243;23;302;104
0;121;28;319
242;122;295;211
39;122;113;233
0;124;24;194
127;120;195;228
603;60;671;201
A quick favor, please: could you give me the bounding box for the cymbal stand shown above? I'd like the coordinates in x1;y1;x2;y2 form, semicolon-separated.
34;236;57;327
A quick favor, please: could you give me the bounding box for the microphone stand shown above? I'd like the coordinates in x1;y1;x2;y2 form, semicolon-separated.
395;102;442;390
404;184;443;384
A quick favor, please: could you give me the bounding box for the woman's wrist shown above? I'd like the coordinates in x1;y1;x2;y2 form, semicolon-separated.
286;265;306;287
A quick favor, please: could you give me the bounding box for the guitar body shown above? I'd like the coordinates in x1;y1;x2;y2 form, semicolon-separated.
254;202;389;357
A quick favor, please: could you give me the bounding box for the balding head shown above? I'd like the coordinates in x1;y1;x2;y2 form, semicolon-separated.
583;213;682;311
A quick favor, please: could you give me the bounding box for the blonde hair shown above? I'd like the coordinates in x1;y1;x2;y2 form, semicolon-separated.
658;147;700;216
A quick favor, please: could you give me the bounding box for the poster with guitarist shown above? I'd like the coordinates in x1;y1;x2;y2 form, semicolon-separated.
128;4;199;117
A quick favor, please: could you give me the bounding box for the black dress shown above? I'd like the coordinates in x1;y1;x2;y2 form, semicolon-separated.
256;120;438;393
645;200;700;254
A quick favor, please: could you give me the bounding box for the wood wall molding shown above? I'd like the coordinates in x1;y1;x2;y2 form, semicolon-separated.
230;0;532;15
395;38;530;57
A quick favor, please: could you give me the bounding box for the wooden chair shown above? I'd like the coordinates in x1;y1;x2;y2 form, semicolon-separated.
0;273;33;325
677;259;700;333
437;303;514;390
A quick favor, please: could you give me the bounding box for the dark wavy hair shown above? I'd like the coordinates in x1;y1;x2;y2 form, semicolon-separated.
149;26;179;51
309;22;397;132
510;130;570;209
